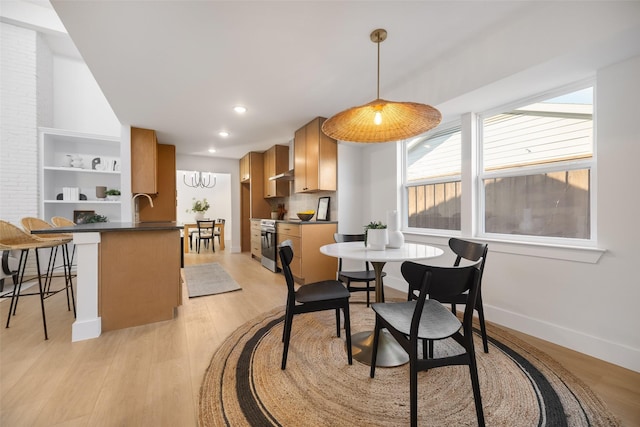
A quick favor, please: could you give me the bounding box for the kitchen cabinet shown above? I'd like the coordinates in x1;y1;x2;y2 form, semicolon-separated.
294;117;337;193
240;153;250;183
240;152;271;252
250;219;262;260
99;229;181;331
263;144;290;198
138;144;176;222
39;127;122;222
131;127;158;194
276;222;337;284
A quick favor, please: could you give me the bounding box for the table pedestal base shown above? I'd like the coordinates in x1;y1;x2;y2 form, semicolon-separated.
350;329;409;367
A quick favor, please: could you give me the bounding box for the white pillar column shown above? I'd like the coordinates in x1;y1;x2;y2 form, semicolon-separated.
71;232;101;341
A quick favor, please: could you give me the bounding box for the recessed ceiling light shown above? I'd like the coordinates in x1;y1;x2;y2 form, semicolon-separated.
234;106;247;114
208;148;216;153
218;131;229;137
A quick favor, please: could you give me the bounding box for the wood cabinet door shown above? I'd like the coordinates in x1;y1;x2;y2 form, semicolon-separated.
294;125;307;193
138;144;176;222
263;146;276;197
131;127;158;194
240;154;250;182
304;118;321;192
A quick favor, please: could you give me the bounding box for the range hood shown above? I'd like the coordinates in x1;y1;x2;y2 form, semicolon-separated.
269;169;294;181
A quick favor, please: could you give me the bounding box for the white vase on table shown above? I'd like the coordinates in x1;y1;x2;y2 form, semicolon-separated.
194;212;205;221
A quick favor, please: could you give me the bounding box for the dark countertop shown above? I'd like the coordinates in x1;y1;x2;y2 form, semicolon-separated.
251;218;338;225
32;222;183;234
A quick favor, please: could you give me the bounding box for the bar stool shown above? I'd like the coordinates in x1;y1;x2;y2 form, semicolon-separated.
0;220;66;339
21;217;76;318
50;216;77;270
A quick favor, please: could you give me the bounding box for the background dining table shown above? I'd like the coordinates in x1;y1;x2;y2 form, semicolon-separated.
320;241;443;367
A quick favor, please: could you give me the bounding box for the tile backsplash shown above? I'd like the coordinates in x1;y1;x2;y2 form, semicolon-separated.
270;190;337;221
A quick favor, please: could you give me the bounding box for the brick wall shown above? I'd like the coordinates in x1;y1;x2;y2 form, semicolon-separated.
0;23;39;224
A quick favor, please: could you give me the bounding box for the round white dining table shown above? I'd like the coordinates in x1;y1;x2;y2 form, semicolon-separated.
320;241;443;367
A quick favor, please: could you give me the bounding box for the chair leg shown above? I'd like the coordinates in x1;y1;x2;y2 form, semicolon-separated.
6;250;28;327
34;248;49;340
281;307;294;370
468;346;485;427
476;294;489;353
343;303;352;365
335;308;341;337
366;282;370;307
370;317;381;377
62;244;76;317
410;353;419;427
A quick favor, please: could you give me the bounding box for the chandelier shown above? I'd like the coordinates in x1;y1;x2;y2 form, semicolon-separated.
322;29;442;143
183;171;216;188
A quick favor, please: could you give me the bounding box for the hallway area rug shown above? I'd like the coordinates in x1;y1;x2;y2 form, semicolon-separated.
183;263;241;298
198;304;619;426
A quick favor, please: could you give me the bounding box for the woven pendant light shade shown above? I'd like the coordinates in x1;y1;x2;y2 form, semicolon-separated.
322;28;441;143
322;98;442;143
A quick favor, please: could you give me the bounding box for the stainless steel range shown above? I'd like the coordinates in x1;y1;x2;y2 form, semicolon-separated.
260;219;278;272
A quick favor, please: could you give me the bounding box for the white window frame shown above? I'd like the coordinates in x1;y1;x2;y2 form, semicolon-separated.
403;120;463;236
476;81;597;247
401;80;605;263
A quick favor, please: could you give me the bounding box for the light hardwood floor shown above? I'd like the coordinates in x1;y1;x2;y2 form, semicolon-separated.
1;250;639;426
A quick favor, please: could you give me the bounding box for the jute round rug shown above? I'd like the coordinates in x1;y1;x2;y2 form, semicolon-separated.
199;303;619;426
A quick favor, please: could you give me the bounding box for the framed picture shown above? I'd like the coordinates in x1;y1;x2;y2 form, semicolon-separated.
74;210;95;224
316;197;330;221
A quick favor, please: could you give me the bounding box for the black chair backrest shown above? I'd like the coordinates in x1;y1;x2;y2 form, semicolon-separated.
334;233;365;243
401;260;482;337
197;220;214;235
449;237;488;285
334;233;368;271
216;218;225;224
278;242;296;296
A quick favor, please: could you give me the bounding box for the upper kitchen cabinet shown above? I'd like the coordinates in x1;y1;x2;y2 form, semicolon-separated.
239;153;250;183
294;117;337;193
138;144;176;222
263;144;290;198
131;127;158;194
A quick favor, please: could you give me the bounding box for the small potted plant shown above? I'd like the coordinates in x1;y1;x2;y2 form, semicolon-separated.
364;220;388;250
105;189;121;201
187;197;210;220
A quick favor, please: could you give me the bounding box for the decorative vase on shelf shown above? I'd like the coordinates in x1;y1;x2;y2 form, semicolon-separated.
386;210;404;248
367;228;388;250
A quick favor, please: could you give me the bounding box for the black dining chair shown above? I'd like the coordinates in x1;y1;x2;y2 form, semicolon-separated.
195;220;214;253
333;233;385;306
279;241;352;370
427;238;489;353
370;260;485;427
214;218;225;248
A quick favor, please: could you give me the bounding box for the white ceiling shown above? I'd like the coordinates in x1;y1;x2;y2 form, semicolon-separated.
46;1;540;159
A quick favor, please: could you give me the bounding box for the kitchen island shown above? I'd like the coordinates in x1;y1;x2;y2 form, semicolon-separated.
33;222;182;341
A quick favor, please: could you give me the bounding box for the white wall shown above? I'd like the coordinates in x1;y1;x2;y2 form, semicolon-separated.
176;154;241;252
53;56;120;136
354;5;640;371
177;171;232;245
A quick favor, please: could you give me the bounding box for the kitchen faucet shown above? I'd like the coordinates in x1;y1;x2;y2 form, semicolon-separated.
132;193;154;223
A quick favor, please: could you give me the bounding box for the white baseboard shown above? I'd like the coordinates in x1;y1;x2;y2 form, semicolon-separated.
386;281;640;373
72;317;102;342
485;305;639;373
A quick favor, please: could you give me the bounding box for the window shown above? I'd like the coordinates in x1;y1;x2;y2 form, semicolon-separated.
405;125;462;231
480;87;593;239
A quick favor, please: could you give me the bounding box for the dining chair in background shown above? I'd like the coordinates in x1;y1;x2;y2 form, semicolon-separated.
278;241;352;369
370;260;485;427
195;219;214;253
333;233;385;306
214;218;225;248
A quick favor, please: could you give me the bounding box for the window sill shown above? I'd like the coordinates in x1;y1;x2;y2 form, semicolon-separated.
402;230;605;264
